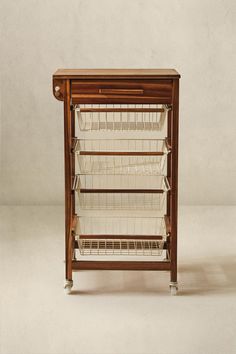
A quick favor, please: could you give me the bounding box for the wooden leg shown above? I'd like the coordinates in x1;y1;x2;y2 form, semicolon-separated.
170;79;179;288
64;80;73;284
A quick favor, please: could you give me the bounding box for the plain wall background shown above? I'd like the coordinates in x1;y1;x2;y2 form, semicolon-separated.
0;0;236;205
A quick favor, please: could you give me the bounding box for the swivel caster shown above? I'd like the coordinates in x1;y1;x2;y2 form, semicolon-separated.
64;280;73;294
169;282;178;296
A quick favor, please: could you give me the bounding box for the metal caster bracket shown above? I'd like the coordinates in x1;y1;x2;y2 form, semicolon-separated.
64;280;73;294
169;282;178;296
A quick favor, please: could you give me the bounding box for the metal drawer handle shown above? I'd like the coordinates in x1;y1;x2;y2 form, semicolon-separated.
98;88;144;95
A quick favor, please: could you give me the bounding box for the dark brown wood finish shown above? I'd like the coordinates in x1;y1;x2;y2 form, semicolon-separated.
72;260;171;271
64;80;73;281
53;68;180;79
71;79;173;104
52;68;180;291
79;151;165;156
79;107;164;112
71;94;171;104
170;79;179;283
79;189;165;193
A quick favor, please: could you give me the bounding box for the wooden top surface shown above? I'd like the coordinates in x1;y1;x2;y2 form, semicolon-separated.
53;68;180;79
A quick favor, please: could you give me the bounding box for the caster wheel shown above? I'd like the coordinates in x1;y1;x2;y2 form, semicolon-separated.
169;282;178;296
64;280;73;294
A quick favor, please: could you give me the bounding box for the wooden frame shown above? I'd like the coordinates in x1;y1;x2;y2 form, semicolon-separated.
52;69;180;294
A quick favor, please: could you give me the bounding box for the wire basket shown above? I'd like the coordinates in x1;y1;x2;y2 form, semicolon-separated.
75;139;170;175
74;175;170;210
75;104;169;131
77;238;165;256
76;216;167;236
77;192;166;211
75;216;167;256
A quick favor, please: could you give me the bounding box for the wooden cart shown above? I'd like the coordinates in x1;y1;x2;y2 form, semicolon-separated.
52;69;180;295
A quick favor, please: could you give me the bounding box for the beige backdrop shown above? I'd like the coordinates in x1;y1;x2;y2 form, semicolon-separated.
1;0;236;205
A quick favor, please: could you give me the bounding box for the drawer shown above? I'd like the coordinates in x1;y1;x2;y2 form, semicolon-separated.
71;79;173;104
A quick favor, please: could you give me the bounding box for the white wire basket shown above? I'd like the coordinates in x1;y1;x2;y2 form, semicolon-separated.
74;139;170;175
77;238;165;256
74;174;170;210
77;193;166;211
75;104;169;131
75;216;167;256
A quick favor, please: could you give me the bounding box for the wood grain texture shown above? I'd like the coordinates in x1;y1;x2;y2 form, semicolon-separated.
79;151;165;156
71;79;173;104
79;107;165;113
79;188;165;193
53;68;180;79
170;79;179;283
64;80;73;281
72;94;172;104
72;260;171;271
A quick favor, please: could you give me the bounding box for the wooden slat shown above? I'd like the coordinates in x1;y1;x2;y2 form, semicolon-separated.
79;188;164;194
79;107;165;113
72;260;171;271
79;151;164;156
71;94;172;104
78;234;164;240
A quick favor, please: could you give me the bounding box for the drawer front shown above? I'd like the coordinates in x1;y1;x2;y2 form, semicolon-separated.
71;79;173;104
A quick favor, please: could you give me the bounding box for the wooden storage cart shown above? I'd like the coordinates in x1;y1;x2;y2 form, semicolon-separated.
52;69;180;295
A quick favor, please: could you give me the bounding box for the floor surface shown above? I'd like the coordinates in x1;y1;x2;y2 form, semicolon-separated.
0;206;236;354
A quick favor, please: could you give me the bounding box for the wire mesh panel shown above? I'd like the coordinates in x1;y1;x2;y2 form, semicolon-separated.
75;139;169;175
78;238;165;256
76;104;168;131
